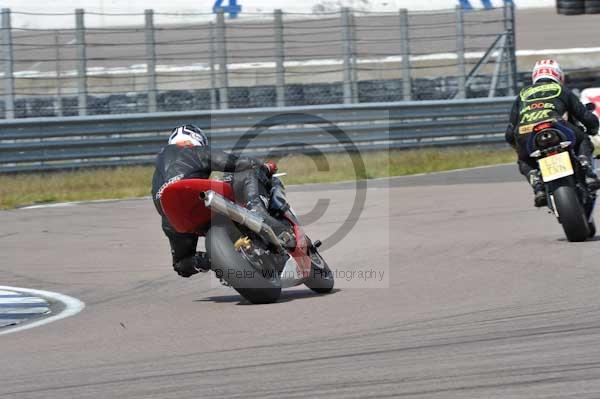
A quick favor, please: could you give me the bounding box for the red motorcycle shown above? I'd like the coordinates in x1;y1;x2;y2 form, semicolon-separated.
159;177;334;304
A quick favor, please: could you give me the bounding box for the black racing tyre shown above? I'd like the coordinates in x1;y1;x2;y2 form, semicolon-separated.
304;248;334;294
557;7;585;14
206;220;281;304
585;0;600;13
553;186;590;242
557;0;585;7
557;0;585;13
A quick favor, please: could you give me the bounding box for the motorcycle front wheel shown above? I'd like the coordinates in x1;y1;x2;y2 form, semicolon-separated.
304;248;335;294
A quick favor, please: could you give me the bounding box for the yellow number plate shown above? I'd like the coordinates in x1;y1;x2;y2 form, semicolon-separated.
538;152;573;182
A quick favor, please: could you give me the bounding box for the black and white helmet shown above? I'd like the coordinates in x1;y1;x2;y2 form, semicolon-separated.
168;124;208;147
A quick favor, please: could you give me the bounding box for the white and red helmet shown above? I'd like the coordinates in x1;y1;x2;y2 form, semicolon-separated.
531;59;564;84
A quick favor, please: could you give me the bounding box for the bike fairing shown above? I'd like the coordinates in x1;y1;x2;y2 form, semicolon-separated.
524;119;576;156
155;174;184;200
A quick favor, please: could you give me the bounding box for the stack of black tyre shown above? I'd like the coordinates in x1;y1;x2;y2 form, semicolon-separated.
585;0;600;13
557;0;600;14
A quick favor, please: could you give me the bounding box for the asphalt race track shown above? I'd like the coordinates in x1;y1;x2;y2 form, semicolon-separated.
4;165;600;398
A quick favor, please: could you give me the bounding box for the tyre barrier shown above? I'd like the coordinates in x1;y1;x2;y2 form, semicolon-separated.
556;0;585;14
585;0;600;13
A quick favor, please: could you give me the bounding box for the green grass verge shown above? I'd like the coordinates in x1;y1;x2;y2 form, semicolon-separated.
0;147;515;210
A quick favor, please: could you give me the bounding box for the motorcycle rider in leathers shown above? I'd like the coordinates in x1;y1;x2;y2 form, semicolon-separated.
151;124;292;278
505;59;600;207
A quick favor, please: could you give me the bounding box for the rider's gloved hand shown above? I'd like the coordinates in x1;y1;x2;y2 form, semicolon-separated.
263;160;278;176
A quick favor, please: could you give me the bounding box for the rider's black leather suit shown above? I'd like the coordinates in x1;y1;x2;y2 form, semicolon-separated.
504;79;599;176
151;145;263;264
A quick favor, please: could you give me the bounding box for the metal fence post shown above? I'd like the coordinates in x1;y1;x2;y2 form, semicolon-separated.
274;9;286;107
145;9;157;113
350;11;359;103
342;7;357;104
75;9;88;116
504;1;517;96
455;6;467;99
489;34;507;98
209;22;217;110
54;30;63;117
399;8;412;101
216;10;229;109
1;9;15;119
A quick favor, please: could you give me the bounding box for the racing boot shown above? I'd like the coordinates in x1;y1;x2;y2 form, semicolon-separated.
247;198;296;249
173;252;210;278
268;178;291;218
528;170;547;207
578;155;600;191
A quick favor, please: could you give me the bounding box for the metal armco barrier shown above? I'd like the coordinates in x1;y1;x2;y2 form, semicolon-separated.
0;97;513;173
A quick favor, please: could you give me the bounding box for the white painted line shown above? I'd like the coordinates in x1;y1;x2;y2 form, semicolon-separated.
5;46;600;79
0;290;50;328
0;308;50;314
20;203;76;210
0;286;85;336
518;47;600;56
384;162;515;180
287;162;515;188
19;196;152;210
0;297;49;304
0;303;50;309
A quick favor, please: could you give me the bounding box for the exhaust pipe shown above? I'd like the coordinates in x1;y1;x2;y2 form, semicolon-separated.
201;190;283;252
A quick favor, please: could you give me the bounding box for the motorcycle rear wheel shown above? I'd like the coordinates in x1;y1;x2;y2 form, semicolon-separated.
206;219;282;304
553;186;590;242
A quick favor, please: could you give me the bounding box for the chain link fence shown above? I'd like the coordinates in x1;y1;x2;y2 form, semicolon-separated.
0;5;517;119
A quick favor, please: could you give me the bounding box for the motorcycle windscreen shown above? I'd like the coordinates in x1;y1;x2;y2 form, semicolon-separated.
160;179;234;234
